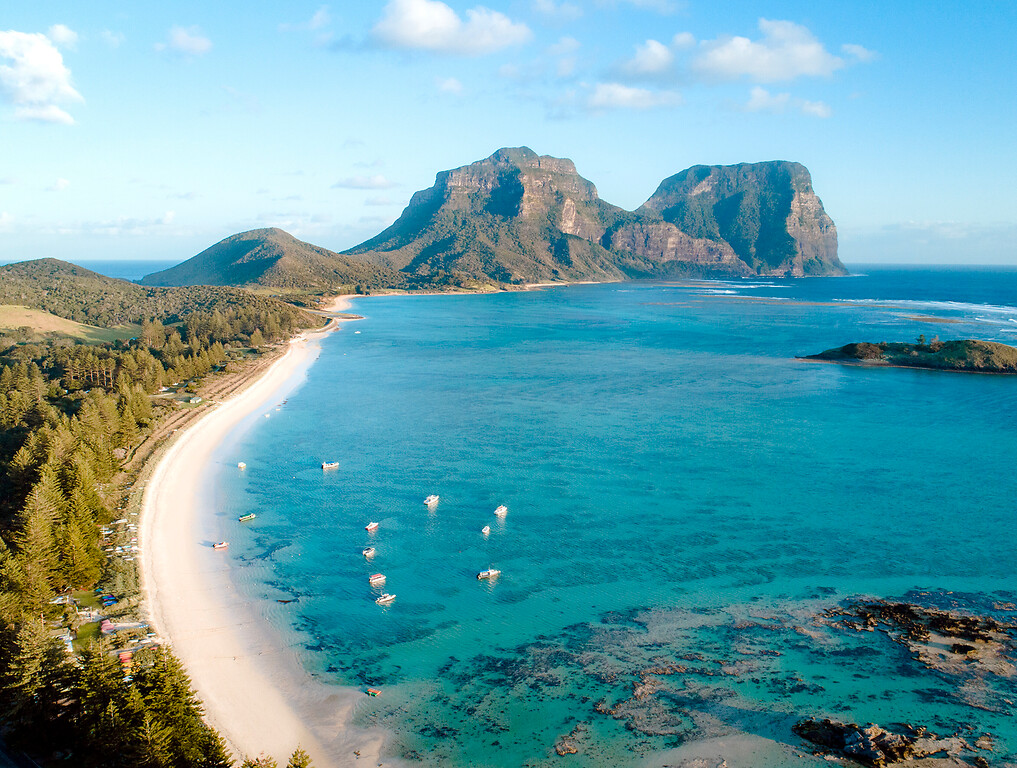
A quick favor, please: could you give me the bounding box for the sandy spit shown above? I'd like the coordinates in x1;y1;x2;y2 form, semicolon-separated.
140;296;392;767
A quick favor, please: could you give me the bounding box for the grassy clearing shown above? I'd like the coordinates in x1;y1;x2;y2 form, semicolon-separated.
0;304;141;343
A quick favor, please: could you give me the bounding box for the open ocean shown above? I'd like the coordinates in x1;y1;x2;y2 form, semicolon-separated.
213;266;1017;767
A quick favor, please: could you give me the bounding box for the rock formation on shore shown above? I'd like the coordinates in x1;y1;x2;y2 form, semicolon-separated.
347;148;846;283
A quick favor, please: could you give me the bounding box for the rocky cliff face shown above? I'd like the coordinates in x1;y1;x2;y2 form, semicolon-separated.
348;147;625;284
347;149;845;283
637;162;844;276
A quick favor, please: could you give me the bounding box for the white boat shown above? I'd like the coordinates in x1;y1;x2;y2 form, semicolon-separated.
477;569;501;580
494;505;508;517
237;462;246;469
375;593;396;605
322;461;340;470
213;541;229;550
369;573;386;584
365;522;379;532
362;547;376;558
238;513;256;522
481;525;491;535
424;494;439;506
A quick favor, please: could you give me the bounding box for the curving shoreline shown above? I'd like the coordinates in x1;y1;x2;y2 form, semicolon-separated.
139;297;388;767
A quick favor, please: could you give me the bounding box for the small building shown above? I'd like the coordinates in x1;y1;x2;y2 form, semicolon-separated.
189;396;203;404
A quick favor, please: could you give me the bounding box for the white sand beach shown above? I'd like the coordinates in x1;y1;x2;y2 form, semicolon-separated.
140;297;390;767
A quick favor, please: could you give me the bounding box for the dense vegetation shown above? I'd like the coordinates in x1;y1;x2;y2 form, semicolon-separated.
806;338;1017;373
0;258;314;328
0;261;321;765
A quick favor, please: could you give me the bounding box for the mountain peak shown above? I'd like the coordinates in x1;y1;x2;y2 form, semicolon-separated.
140;227;401;290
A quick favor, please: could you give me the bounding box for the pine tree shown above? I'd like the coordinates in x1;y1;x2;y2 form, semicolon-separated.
287;747;313;768
12;467;63;607
241;756;278;768
0;618;76;749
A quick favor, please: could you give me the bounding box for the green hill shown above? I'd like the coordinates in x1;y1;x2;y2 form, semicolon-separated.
0;258;317;329
0;305;140;343
139;227;404;292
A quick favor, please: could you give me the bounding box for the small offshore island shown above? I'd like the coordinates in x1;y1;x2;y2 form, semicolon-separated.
804;339;1017;374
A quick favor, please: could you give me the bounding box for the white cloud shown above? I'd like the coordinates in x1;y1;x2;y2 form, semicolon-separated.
596;0;682;14
17;104;75;124
332;174;396;190
743;87;831;118
547;36;580;56
694;19;843;83
0;31;82;124
436;76;463;93
672;31;695;49
101;30;125;48
156;26;212;56
373;0;532;56
800;99;831;118
621;39;674;75
744;86;790;113
0;212;12;231
54;212;178;237
587;82;680;110
842;43;877;63
532;0;583;22
48;177;70;192
309;7;332;30
281;6;331;33
47;24;78;50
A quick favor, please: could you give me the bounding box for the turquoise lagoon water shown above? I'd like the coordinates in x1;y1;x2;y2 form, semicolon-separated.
215;267;1017;766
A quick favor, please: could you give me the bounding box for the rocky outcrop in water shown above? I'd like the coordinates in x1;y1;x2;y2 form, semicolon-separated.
793;719;971;767
804;340;1017;373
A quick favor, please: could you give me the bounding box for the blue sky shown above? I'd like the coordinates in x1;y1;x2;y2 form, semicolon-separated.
2;1;1015;265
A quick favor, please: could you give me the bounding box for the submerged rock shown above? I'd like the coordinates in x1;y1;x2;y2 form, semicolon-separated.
554;723;588;756
792;718;970;766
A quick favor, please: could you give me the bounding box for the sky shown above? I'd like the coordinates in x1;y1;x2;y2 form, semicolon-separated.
2;1;1016;266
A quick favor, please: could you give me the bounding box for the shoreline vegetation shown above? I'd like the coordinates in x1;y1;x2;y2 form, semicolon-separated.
0;264;335;767
140;296;389;767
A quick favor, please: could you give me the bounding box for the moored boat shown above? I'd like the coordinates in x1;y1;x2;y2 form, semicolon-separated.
238;513;256;522
237;462;246;469
213;541;229;550
362;547;376;558
424;494;439;506
365;522;379;532
369;573;386;584
375;593;396;605
322;461;340;470
481;525;491;535
494;505;508;517
477;568;501;580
